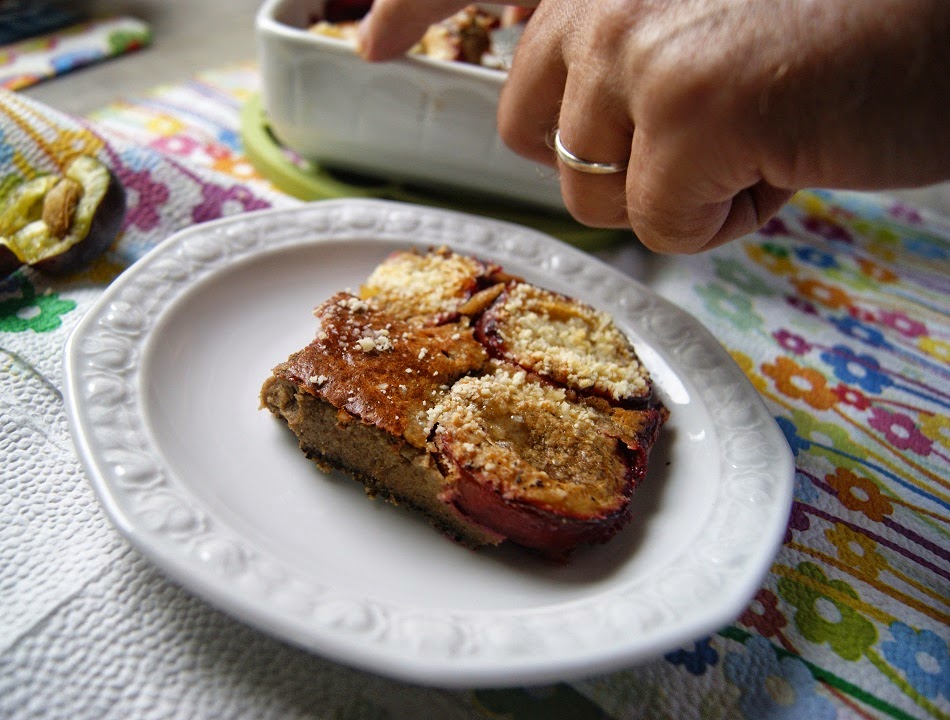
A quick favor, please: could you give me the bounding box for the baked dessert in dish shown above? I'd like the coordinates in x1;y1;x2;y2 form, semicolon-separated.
309;3;522;69
260;247;668;559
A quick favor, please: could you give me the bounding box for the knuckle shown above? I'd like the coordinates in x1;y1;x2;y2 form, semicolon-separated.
561;181;628;227
628;203;711;255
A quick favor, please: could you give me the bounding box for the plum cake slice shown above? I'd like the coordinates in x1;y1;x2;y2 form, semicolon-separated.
261;247;668;559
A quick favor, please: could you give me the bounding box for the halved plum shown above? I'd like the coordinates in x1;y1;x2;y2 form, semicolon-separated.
431;362;664;558
359;246;509;324
0;155;126;277
0;174;60;275
476;281;654;407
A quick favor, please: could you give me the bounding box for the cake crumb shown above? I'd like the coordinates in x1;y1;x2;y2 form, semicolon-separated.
354;329;394;353
338;296;370;312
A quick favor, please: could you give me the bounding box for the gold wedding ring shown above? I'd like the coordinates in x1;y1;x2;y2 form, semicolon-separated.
553;129;627;175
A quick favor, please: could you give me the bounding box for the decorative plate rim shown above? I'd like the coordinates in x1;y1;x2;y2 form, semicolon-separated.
63;198;794;688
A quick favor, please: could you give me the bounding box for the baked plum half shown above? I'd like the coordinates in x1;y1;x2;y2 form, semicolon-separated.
431;362;665;559
359;245;515;324
476;282;654;407
0;155;126;277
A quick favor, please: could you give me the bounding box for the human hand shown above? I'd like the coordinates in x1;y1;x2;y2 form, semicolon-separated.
498;0;949;252
359;0;950;253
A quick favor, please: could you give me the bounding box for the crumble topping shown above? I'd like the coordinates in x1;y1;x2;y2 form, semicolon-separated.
355;327;393;353
338;296;370;313
360;248;486;320
429;363;629;512
487;282;650;402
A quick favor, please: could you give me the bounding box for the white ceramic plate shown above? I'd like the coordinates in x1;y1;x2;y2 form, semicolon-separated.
64;199;794;688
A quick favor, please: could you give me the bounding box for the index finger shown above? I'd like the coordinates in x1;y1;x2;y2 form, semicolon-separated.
497;0;571;164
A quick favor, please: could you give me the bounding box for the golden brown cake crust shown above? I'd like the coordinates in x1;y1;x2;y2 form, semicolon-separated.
276;291;489;447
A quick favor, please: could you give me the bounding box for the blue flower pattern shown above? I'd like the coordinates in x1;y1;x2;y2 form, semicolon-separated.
882;623;950;700
665;637;720;676
829;316;892;349
724;637;836;720
820;344;894;393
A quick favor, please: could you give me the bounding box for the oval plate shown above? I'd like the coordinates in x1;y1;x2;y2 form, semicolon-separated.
63;199;794;688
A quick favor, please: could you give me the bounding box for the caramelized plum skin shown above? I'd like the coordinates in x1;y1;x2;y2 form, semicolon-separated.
439;427;651;559
450;469;631;560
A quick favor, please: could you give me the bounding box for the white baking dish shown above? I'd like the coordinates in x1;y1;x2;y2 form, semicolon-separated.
255;0;565;211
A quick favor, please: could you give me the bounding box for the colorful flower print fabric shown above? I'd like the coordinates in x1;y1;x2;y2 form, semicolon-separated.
2;67;948;720
601;188;948;720
0;16;150;91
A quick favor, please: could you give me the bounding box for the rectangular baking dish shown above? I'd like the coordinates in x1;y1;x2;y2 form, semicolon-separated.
255;0;565;211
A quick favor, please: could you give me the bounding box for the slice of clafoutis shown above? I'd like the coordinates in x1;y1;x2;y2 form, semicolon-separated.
262;247;668;560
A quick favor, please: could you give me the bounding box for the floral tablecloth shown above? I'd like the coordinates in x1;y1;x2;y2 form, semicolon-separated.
0;16;150;91
1;66;948;720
